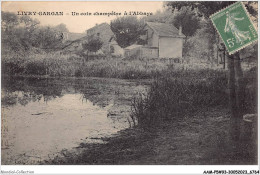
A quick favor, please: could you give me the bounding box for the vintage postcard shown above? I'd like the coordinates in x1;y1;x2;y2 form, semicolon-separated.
1;1;258;174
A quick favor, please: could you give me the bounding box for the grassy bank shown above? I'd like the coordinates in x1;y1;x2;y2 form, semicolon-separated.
132;66;257;128
45;109;257;165
42;67;257;165
2;52;225;79
130;69;229;128
2;52;166;79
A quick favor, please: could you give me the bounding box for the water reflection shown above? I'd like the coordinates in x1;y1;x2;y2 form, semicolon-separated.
2;77;64;106
1;76;148;164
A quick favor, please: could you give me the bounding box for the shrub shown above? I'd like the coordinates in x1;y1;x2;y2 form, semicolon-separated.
25;60;47;75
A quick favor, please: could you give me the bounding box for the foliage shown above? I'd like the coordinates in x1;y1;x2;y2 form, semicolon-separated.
1;11;68;53
30;26;63;49
164;2;225;61
82;37;103;53
54;23;69;32
165;2;236;18
2;52;193;78
131;70;228;128
169;7;201;37
110;16;145;48
184;21;215;60
144;9;174;23
1;11;19;31
165;1;257;62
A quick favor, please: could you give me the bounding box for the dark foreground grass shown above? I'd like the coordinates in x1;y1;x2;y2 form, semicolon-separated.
131;69;229;128
45;128;157;165
131;67;257;128
44;107;257;165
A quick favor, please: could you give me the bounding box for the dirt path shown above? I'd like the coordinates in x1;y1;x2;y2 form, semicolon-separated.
127;108;230;165
45;107;257;165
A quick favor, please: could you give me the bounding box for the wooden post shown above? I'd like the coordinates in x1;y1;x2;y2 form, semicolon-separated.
227;51;248;161
223;51;226;69
234;56;245;113
227;53;240;142
241;114;257;161
227;54;237;118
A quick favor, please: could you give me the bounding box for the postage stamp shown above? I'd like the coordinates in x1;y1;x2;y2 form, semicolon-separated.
210;2;258;54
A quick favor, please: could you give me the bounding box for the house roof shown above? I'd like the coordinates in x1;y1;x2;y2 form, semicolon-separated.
87;23;110;33
66;32;86;41
146;22;185;38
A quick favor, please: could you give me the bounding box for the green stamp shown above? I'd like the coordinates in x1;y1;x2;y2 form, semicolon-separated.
210;2;258;54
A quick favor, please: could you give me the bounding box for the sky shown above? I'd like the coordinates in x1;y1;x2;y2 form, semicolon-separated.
2;1;164;33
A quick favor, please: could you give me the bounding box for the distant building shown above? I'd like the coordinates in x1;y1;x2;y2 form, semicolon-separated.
86;23;124;57
125;22;185;59
124;45;143;59
61;23;124;57
61;32;86;42
58;32;87;54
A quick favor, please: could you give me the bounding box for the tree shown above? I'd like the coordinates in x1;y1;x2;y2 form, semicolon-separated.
54;23;69;33
168;7;201;59
1;11;65;52
110;16;144;48
165;2;256;63
164;2;235;18
2;11;28;53
1;11;19;32
19;15;40;33
82;37;103;61
169;7;201;38
165;1;258;145
30;26;63;49
82;37;103;53
144;9;174;23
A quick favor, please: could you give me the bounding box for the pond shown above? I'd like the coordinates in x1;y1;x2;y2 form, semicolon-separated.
1;76;149;164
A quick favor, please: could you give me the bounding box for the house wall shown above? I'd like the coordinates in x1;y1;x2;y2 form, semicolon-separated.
110;42;124;57
159;37;183;58
87;23;115;54
124;47;142;59
141;47;158;58
144;26;159;47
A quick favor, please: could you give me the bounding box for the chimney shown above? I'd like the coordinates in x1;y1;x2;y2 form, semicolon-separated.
179;26;182;36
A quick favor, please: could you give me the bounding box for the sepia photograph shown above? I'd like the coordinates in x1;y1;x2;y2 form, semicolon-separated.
1;1;258;173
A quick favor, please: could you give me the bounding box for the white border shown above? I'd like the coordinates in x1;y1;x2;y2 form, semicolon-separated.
1;165;259;174
1;0;259;174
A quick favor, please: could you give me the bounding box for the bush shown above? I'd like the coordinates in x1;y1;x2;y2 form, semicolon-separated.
25;60;47;75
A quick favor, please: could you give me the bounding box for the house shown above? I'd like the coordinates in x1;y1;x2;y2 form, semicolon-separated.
60;36;87;54
60;23;124;57
86;23;124;57
61;32;86;42
109;36;124;56
125;22;185;59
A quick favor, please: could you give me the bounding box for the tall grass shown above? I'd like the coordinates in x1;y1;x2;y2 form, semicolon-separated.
131;68;257;129
130;70;229;129
2;52;188;79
